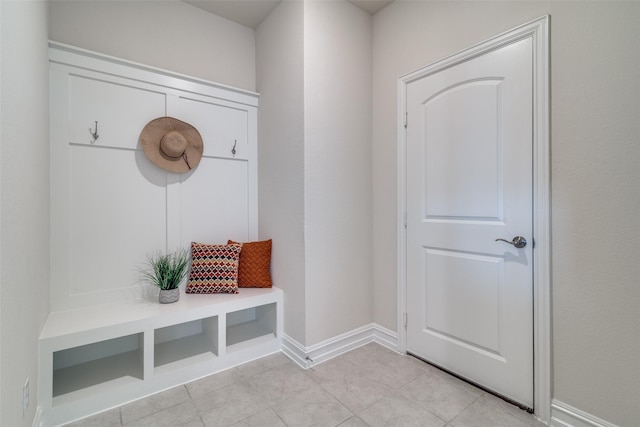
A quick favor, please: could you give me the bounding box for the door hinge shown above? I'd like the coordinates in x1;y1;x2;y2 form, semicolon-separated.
403;312;408;328
404;112;408;128
403;211;407;229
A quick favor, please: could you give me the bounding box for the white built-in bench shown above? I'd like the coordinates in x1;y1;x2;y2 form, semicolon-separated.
38;287;283;427
43;42;272;426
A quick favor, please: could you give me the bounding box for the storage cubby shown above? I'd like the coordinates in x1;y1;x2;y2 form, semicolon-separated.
154;316;218;372
52;333;143;402
227;303;278;352
39;287;282;426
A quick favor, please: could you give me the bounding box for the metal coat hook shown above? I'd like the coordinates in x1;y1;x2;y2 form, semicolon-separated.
231;140;237;157
89;121;99;144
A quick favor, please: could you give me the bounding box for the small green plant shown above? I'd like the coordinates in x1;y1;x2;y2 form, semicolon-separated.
141;249;189;290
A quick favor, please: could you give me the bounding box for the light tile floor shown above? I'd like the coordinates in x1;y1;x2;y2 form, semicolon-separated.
64;343;546;427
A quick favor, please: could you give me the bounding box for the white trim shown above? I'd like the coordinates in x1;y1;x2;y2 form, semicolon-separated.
32;406;42;427
397;15;551;423
281;333;309;369
397;73;408;355
371;323;398;349
282;324;399;369
551;400;620;427
531;15;552;424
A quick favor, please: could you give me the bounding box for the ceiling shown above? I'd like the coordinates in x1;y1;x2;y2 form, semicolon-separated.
347;0;393;16
183;0;393;29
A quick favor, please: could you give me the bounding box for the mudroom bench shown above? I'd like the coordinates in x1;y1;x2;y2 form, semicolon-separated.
38;287;283;427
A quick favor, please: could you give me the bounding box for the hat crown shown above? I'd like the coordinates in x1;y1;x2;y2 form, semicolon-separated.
140;117;203;173
160;131;188;159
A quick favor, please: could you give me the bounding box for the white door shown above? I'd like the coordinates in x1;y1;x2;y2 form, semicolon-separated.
405;37;534;408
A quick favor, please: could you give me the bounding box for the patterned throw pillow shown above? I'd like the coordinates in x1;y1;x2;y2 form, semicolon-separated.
186;242;242;294
228;239;272;288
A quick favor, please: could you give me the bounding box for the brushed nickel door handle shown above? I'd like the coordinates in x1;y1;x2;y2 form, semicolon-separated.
495;236;527;248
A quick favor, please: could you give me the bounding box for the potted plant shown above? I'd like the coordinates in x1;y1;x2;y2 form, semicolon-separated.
141;248;190;303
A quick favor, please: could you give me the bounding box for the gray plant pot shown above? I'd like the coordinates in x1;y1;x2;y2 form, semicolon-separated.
159;288;180;304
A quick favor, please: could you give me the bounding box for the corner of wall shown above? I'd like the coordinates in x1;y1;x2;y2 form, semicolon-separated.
255;0;307;345
1;1;51;425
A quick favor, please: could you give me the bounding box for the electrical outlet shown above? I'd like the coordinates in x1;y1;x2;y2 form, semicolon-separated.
23;377;29;417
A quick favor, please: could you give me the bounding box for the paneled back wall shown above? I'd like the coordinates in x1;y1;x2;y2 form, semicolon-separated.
50;43;258;311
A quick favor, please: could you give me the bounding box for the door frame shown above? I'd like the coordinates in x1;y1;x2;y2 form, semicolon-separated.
396;16;550;423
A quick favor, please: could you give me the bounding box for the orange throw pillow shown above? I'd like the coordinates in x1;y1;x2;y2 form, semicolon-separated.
228;239;272;288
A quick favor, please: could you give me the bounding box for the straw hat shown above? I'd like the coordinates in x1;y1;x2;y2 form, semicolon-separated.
140;117;203;173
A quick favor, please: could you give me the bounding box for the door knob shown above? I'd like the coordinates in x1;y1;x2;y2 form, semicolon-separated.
495;236;527;248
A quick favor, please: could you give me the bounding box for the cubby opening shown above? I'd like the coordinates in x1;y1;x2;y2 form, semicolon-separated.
52;333;143;401
154;316;219;372
226;303;277;352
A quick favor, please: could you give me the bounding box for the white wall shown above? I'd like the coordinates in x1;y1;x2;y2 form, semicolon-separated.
256;1;307;344
49;0;256;91
257;1;373;346
1;1;3;415
0;1;50;425
303;1;373;344
549;4;640;424
372;2;640;425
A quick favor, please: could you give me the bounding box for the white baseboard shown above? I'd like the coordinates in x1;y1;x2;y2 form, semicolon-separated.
32;406;43;427
551;400;619;427
281;333;309;368
282;323;398;369
371;323;398;349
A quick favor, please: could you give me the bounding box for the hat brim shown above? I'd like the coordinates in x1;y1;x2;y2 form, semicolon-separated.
140;117;204;173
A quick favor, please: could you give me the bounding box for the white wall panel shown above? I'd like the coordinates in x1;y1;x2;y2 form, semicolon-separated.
50;44;258;311
69;75;166;149
178;157;250;247
68;146;167;295
172;96;249;160
68;74;166;148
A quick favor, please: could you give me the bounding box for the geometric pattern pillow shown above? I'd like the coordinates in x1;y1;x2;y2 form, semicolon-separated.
186;242;242;294
228;239;272;288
